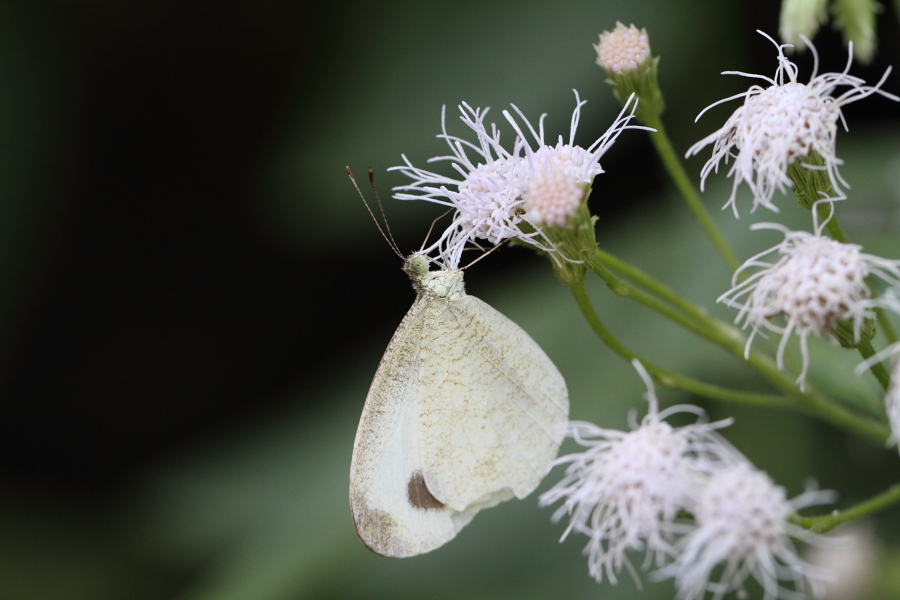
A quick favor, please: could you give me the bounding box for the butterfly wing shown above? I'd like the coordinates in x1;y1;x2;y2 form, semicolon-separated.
417;294;569;525
349;290;569;558
350;295;456;557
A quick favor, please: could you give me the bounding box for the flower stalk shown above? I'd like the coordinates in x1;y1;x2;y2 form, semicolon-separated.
572;272;890;443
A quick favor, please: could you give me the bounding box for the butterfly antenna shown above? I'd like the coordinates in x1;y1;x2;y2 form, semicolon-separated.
346;166;402;258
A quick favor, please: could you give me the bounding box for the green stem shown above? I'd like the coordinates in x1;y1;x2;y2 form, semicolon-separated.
816;201;847;242
793;483;900;534
642;115;741;273
858;339;892;390
569;282;791;407
595;248;712;326
589;259;717;343
591;250;793;394
584;255;891;443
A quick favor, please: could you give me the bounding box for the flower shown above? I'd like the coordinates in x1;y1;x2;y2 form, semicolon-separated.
522;162;587;228
660;463;832;600
686;30;896;216
594;22;651;75
594;23;665;121
854;289;900;450
885;358;900;450
390;91;644;269
718;210;900;390
805;523;877;600
539;360;736;584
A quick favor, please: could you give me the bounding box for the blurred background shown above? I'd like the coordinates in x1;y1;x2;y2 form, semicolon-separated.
1;0;900;598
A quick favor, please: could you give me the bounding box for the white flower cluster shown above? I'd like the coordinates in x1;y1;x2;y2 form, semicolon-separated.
541;361;832;600
390;91;647;269
718;214;900;390
689;32;900;442
687;31;895;216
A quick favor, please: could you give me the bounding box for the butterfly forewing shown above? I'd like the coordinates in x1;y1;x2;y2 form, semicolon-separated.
350;296;455;558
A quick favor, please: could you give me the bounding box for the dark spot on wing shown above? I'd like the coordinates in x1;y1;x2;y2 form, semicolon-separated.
407;471;444;510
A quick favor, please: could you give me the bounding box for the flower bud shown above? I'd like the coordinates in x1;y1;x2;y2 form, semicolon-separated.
594;23;664;120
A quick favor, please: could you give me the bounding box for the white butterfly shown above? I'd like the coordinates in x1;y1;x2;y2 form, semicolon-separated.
350;253;569;557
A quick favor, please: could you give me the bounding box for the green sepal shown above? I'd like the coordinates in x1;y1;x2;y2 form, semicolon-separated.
786;151;835;211
831;315;876;349
606;55;665;122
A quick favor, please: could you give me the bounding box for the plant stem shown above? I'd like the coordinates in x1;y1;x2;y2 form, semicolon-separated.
858;339;892;390
583;255;891;443
569;282;791;407
816;201;847;242
643;115;741;273
591;250;787;389
589;259;716;342
595;248;712;326
793;483;900;534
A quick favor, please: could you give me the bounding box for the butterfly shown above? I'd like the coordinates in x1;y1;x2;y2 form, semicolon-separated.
349;252;569;557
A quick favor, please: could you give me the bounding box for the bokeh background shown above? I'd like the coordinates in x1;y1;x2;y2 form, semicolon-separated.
1;0;900;598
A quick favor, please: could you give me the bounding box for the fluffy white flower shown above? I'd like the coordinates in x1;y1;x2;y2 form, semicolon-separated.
718;211;900;390
390;91;643;268
854;289;900;450
885;358;900;450
686;30;896;216
539;360;736;584
661;463;832;600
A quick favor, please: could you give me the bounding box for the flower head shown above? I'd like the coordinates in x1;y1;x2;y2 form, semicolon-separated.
885;359;900;448
523;161;587;228
539;360;736;584
390;91;644;269
687;30;896;216
595;23;665;120
718;211;900;390
595;23;651;75
660;463;831;600
855;289;900;450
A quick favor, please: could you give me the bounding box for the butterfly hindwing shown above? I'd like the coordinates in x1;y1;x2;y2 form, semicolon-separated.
417;294;568;511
